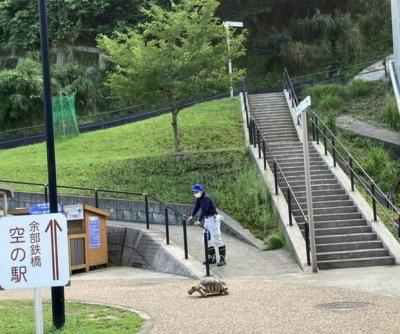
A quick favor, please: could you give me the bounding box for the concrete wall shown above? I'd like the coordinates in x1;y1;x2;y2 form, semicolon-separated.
2;191;192;225
107;223;204;278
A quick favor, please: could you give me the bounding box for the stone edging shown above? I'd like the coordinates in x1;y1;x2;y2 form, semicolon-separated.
67;300;154;334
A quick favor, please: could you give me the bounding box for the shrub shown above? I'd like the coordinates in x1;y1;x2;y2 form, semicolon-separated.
362;146;398;192
381;96;400;130
305;84;347;106
347;80;372;97
318;94;344;111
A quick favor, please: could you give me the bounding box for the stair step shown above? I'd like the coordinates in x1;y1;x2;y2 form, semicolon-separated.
296;212;362;223
284;184;342;193
296;194;350;203
312;226;371;236
318;256;395;270
316;233;377;244
316;240;384;253
293;189;347;198
298;219;366;229
299;200;354;209
293;206;359;216
285;178;337;186
317;249;389;261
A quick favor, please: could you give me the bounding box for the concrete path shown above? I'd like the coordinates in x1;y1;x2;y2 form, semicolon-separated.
337;115;400;148
2;266;400;333
152;223;300;278
354;55;393;82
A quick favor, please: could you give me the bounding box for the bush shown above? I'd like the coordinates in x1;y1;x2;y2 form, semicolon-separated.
347;80;372;97
380;96;400;130
305;84;347;106
362;146;399;192
265;228;286;250
318;94;344;111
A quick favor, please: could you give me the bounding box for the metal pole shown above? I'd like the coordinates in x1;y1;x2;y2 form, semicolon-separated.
182;218;188;259
144;194;150;229
44;184;48;203
287;189;292;226
253;124;257;148
316;118;319;144
38;0;64;327
332;137;336;167
323;128;327;155
350;159;354;191
273;162;278;195
34;288;44;334
165;208;170;245
225;25;233;98
262;140;267;170
304;223;311;266
257;130;261;158
203;229;210;276
302;110;318;273
372;183;377;221
95;189;99;208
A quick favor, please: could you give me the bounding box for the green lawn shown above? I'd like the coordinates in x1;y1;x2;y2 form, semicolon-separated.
0;301;143;334
0;98;244;195
0;97;279;242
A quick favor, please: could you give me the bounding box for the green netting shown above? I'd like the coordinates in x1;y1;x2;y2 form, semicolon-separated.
52;93;79;139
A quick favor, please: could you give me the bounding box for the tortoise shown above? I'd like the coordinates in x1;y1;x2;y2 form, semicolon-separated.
188;278;229;297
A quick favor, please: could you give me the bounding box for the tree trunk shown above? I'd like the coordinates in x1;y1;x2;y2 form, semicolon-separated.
171;108;181;152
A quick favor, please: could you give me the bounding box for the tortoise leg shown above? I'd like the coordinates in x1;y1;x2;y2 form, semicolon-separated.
188;286;196;295
223;288;229;295
199;288;207;297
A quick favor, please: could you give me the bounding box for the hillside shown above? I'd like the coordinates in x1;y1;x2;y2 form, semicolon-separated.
0;98;278;242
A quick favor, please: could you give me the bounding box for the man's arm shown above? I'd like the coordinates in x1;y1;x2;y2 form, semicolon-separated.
191;198;201;217
199;197;211;222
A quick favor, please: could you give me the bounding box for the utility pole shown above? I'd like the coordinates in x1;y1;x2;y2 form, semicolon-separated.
38;0;65;328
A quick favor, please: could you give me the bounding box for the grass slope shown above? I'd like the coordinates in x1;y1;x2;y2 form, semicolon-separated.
0;97;279;242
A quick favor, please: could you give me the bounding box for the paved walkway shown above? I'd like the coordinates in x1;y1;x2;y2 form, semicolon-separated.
336;115;400;148
152;224;299;278
2;266;400;333
354;55;393;82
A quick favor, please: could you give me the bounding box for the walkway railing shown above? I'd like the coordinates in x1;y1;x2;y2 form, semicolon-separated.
310;114;400;236
0;179;191;259
283;68;400;238
242;84;311;265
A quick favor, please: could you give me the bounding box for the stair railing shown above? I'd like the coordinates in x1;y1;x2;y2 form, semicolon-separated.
310;114;400;237
243;87;311;265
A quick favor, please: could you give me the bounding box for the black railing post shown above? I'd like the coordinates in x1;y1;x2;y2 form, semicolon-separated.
44;184;48;203
312;116;316;141
94;189;99;208
249;119;253;145
253;124;257;148
350;159;354;191
398;215;400;239
182;218;189;259
203;229;210;276
262;140;267;170
371;183;377;222
332;137;336;167
274;162;278;195
316;118;319;144
257;130;261;158
323;128;327;155
287;189;292;226
165;208;170;245
304;223;311;266
144;194;150;229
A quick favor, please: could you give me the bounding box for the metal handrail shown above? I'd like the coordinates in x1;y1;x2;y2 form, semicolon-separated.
310;115;400;233
244;89;311;265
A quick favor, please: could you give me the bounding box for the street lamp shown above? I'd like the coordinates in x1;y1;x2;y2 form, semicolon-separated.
223;21;243;98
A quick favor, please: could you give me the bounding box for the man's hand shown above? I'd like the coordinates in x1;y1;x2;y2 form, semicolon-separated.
193;220;201;226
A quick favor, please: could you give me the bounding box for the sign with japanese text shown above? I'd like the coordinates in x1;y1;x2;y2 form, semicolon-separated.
64;204;84;221
89;216;100;249
0;214;70;290
29;203;63;215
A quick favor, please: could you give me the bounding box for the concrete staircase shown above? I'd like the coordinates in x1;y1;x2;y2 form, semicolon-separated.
249;92;395;270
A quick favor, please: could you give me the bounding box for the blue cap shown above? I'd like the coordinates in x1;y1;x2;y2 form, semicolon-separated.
192;184;204;192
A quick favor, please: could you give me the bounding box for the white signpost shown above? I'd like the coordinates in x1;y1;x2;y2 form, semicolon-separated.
296;96;318;273
0;213;70;334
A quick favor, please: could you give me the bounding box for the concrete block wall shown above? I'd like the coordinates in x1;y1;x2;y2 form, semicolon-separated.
3;191;193;225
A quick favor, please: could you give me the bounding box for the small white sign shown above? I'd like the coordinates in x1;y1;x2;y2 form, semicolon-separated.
223;21;244;28
64;204;84;221
0;214;70;290
296;96;312;115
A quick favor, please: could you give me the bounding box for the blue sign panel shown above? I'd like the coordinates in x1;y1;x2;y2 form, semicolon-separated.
89;216;100;249
29;203;64;215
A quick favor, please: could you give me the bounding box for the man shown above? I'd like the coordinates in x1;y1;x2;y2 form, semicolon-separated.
189;184;226;266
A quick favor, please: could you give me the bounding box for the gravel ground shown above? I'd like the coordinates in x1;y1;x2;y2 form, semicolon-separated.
1;273;400;334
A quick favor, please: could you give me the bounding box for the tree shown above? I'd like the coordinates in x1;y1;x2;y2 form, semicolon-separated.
98;0;246;152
